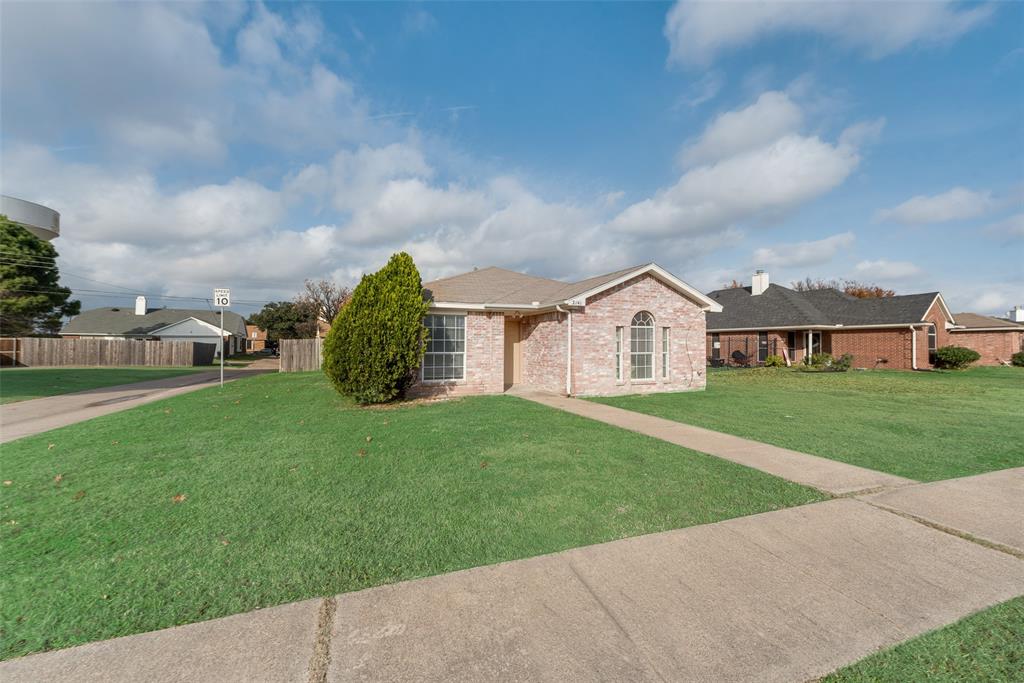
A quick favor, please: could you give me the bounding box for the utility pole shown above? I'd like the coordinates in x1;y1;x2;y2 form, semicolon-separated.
214;288;230;387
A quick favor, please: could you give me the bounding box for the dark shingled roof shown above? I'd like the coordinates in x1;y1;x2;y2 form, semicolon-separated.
62;307;247;338
706;284;942;330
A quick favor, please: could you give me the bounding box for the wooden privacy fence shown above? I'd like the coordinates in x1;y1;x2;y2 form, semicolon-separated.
280;338;323;372
0;337;216;367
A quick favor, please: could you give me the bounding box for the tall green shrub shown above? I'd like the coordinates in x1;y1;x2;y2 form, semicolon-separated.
322;252;430;404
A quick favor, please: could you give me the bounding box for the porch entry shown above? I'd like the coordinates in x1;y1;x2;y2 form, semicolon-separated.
504;319;522;389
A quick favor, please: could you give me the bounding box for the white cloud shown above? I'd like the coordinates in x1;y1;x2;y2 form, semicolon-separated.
752;232;855;269
876;187;994;225
838;118;886;148
665;0;994;66
613;133;860;238
679;91;803;167
854;259;923;280
983;213;1024;242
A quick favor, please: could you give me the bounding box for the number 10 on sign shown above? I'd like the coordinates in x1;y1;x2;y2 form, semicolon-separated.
214;288;230;386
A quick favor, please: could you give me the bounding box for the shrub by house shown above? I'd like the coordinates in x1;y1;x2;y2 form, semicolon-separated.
932;346;981;370
322;253;430;404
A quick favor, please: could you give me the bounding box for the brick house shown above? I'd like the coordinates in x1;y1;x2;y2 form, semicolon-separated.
947;312;1024;365
244;324;268;352
704;271;957;370
408;263;721;398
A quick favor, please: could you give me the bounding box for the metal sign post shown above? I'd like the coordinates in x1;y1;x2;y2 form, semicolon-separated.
214;288;230;387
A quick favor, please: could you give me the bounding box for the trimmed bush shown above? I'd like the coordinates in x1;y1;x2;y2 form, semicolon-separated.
764;354;785;368
831;352;853;372
322;252;430;404
932;345;981;370
1012;351;1024;367
808;352;833;368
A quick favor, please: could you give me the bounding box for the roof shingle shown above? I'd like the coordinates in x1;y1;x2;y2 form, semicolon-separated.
62;308;247;338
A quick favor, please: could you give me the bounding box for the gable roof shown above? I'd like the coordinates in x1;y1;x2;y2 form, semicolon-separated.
951;312;1024;331
62;307;247;338
424;264;721;311
706;284;948;330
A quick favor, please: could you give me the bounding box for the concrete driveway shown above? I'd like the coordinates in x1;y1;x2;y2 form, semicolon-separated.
0;364;276;443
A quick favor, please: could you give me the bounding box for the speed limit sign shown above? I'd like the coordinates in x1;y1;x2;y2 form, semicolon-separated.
214;288;230;307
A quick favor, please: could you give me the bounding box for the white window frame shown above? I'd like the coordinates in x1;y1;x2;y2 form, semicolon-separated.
630;311;655;381
662;327;670;379
615;326;623;381
422;313;466;382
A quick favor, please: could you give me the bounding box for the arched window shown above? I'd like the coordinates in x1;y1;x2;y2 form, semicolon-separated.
630;311;654;380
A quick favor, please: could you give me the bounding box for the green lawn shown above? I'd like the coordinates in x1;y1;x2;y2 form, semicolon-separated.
824;597;1024;682
593;367;1024;482
0;367;207;404
0;372;824;660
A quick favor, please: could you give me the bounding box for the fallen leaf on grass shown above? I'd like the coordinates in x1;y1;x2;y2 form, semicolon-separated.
73;491;86;501
164;409;172;414
47;443;55;450
357;448;367;457
480;461;488;469
53;474;63;485
3;480;11;486
171;494;187;504
111;440;119;445
220;538;231;546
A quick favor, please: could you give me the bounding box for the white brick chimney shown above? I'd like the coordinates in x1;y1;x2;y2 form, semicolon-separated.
1009;305;1024;323
135;296;147;316
751;270;769;296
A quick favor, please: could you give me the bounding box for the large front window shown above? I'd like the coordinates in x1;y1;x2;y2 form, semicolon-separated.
630;311;654;380
423;314;465;380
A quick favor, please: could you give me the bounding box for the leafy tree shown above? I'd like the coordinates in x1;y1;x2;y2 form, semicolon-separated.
248;301;311;342
0;216;80;336
323;252;430;404
294;279;351;337
791;277;895;298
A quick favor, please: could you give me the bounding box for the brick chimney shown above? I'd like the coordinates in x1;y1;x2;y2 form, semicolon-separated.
751;270;769;296
135;296;147;315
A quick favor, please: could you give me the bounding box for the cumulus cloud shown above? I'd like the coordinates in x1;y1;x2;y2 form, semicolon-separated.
612;134;860;237
853;259;923;280
752;232;855;269
876;187;994;225
679;91;803;167
665;0;994;66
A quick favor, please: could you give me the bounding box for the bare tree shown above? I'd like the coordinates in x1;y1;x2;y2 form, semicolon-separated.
294;279;351;336
791;277;895;298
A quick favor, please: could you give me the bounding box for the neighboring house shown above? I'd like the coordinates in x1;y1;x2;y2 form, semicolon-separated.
411;263;721;398
948;311;1024;365
62;296;247;359
245;324;268;352
705;271;954;370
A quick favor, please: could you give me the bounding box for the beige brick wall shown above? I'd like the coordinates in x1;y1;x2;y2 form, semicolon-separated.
407;311;505;399
519;312;567;394
570;274;706;396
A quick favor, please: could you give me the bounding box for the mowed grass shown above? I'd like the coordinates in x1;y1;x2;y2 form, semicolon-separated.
593;367;1024;481
0;372;824;659
0;367;206;404
824;596;1024;682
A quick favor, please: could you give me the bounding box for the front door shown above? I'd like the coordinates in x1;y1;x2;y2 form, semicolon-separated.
504;319;521;389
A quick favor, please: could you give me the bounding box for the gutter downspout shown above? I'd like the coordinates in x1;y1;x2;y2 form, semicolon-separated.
910;325;918;370
556;305;572;396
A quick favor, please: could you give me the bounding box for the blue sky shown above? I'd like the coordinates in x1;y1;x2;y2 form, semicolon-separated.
2;1;1021;317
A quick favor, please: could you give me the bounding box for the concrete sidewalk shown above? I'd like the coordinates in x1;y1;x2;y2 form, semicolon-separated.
3;495;1022;682
517;391;915;495
861;467;1024;555
0;367;274;443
